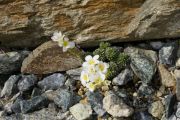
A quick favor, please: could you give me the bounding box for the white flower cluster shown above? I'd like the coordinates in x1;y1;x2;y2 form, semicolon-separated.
51;31;75;52
80;55;110;92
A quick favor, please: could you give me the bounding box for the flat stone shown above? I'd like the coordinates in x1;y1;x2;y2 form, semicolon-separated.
21;41;83;74
148;101;164;119
66;67;82;80
175;69;180;101
86;91;106;116
125;47;157;84
49;88;81;112
20;96;48;113
70;103;92;120
18;74;37;92
38;73;65;91
159;41;178;66
150;41;164;50
103;92;134;117
1;75;20;98
158;64;176;87
112;68;133;86
0;51;30;74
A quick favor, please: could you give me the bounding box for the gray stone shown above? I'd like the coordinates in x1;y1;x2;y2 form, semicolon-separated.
11;98;22;113
20;96;48;113
18;74;37;92
70;103;92;120
1;75;20;98
65;78;76;90
0;51;30;74
150;41;164;50
138;84;154;97
176;102;180;118
31;87;42;97
113;68;133;86
38;73;65;91
125;47;157;84
53;89;81;112
86;91;106;116
176;58;180;68
175;69;180;101
103;92;134;117
134;111;154;120
148;101;164;119
164;94;176;118
159;41;178;66
66;67;82;80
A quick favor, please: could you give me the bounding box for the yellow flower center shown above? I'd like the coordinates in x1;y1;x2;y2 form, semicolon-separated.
63;41;69;47
99;64;105;71
83;74;88;81
88;59;95;65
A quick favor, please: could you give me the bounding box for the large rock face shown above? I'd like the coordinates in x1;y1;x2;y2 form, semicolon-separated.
0;0;179;48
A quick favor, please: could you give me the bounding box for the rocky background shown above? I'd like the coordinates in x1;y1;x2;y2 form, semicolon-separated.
0;0;180;120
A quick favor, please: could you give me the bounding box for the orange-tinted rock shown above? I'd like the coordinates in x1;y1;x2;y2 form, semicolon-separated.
21;41;83;74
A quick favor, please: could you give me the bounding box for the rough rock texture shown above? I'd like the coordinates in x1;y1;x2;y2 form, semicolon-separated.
0;0;180;48
21;41;83;74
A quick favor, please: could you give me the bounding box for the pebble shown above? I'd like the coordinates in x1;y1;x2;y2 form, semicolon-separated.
133;111;154;120
103;92;134;117
148;101;164;119
38;73;65;91
18;74;37;92
175;69;180;101
66;67;82;80
164;94;176;118
70;103;92;120
150;41;164;50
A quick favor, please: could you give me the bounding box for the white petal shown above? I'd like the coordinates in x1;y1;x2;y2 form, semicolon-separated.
69;42;75;48
82;62;88;67
85;55;92;61
62;47;68;52
94;55;99;60
64;37;69;41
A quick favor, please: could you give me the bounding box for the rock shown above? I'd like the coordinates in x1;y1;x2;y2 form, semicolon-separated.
112;68;133;86
164;94;176;118
148;101;164;119
0;113;23;120
0;51;29;74
4;102;13;114
38;73;65;91
176;58;180;68
70;103;92;120
66;67;82;80
86;91;106;116
176;102;180;118
103;92;134;117
21;41;83;74
138;84;154;97
1;75;20;98
175;69;180;101
11;98;22;113
52;89;80;112
159;41;178;66
0;0;180;48
65;78;76;90
125;47;157;84
57;111;76;120
18;74;37;92
20;96;48;113
133;111;154;120
158;64;176;87
31;87;42;97
150;41;164;50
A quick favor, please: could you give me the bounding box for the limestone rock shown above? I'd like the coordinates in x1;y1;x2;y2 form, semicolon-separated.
21;41;83;74
0;0;180;48
158;64;176;87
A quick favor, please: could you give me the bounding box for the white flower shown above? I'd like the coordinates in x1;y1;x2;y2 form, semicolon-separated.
51;31;64;43
80;71;89;86
86;82;96;92
96;61;109;74
83;55;99;67
51;31;75;52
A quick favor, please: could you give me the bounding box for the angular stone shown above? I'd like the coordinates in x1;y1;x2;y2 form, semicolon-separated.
176;58;180;68
1;75;19;98
86;91;106;116
138;84;154;97
133;111;154;120
38;73;65;91
18;74;37;92
70;103;92;120
164;94;176;118
21;41;83;74
175;69;180;101
0;51;29;74
159;41;178;66
66;67;82;80
148;101;164;119
158;64;176;87
125;47;157;84
112;68;134;86
150;41;164;50
103;92;134;117
20;96;48;113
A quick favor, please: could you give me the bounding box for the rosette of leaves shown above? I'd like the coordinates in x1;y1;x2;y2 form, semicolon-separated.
116;53;130;69
106;61;119;80
105;47;119;61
